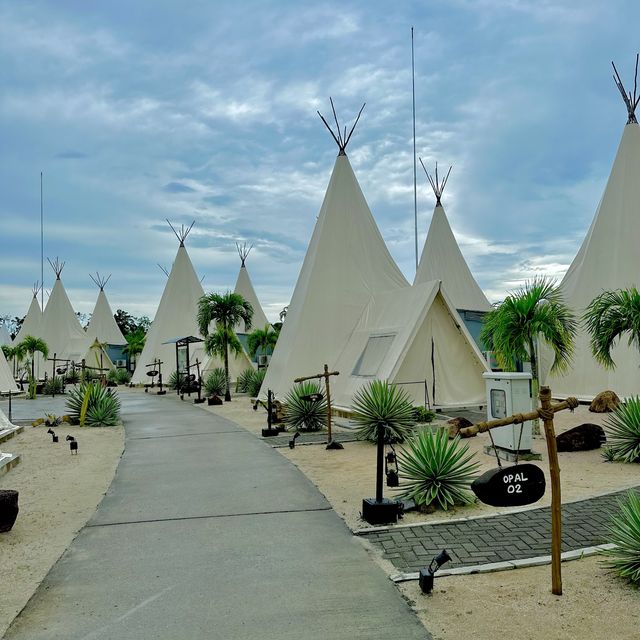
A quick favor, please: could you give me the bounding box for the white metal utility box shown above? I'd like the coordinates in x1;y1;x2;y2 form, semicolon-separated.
483;372;533;452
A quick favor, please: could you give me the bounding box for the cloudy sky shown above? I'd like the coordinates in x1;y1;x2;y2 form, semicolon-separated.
1;0;638;323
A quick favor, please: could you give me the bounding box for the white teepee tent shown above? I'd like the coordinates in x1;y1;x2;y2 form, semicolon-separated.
84;274;127;347
0;347;18;394
0;323;10;346
332;280;489;409
260;104;408;400
131;223;251;384
233;243;270;333
12;285;44;379
414;163;491;313
549;61;640;399
40;259;87;371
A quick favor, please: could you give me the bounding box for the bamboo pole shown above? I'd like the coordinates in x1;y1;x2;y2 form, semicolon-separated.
460;387;578;596
294;365;340;445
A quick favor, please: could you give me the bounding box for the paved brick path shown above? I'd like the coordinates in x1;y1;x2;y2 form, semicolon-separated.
359;488;640;573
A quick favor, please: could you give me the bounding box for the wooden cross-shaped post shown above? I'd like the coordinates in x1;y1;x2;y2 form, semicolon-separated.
294;364;341;449
460;386;578;596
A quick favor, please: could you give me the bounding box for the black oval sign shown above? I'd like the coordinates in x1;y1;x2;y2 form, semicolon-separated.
471;463;545;507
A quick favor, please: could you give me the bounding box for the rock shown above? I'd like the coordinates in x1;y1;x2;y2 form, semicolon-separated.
589;390;620;413
556;423;606;452
447;416;474;438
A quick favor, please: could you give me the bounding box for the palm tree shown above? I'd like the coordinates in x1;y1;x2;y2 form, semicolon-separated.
123;328;146;371
247;324;278;359
197;292;253;401
480;277;577;427
584;287;640;368
15;335;49;399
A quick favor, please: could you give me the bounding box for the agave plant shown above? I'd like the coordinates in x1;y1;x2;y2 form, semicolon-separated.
115;368;131;385
246;369;266;398
603;397;640;462
65;367;80;384
107;368;119;383
601;490;640;583
396;427;480;510
351;380;415;443
42;375;65;395
204;368;228;397
167;371;179;390
283;381;327;432
236;368;255;393
66;382;121;427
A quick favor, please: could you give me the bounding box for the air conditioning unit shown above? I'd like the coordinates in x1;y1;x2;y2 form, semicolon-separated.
115;360;127;368
257;354;270;368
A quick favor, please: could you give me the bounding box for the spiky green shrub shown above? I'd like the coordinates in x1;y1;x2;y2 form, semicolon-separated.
604;397;640;462
283;381;327;432
65;368;80;384
81;368;99;383
601;446;617;462
352;380;415;443
396;427;480;510
167;371;179;390
246;369;266;398
601;491;640;584
115;368;131;385
107;368;119;383
66;382;121;427
205;368;228;397
412;406;436;424
236;368;255;393
42;376;64;395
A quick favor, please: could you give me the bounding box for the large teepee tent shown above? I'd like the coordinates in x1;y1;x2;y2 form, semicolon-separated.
332;280;489;409
260;103;408;399
233;243;270;333
550;60;640;399
414;163;491;313
132;223;251;384
12;284;44;378
40;260;87;372
84;274;127;347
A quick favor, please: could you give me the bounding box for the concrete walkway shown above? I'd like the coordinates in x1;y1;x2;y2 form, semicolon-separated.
4;391;428;639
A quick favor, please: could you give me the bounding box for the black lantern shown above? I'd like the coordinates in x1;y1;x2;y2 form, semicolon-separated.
419;549;452;594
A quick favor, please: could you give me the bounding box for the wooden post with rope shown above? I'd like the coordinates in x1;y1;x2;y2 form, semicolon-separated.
460;386;578;596
294;364;342;449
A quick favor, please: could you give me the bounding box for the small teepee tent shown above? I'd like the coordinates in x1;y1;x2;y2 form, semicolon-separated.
40;259;87;373
549;59;640;399
132;222;251;384
0;324;10;346
12;284;44;378
0;347;18;394
332;280;489;409
233;243;270;333
260;102;408;399
414;162;491;316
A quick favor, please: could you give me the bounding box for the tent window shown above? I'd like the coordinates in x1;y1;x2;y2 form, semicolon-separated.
352;334;395;377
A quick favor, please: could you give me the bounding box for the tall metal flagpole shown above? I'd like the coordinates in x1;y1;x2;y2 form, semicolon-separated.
40;171;44;309
412;27;418;273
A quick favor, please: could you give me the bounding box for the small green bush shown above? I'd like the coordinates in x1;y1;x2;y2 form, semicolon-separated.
283;381;327;432
65;368;80;384
167;371;179;390
352;380;415;443
204;368;227;397
66;382;121;427
81;368;100;383
601;490;640;584
115;368;131;385
236;368;255;393
246;369;266;398
396;427;480;510
42;376;64;395
604;397;640;462
412;406;436;423
107;368;118;383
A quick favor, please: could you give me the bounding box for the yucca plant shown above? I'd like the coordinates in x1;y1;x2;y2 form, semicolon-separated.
65;367;80;384
246;369;266;398
42;375;64;395
167;371;179;390
107;368;119;384
204;368;228;397
66;382;121;427
603;397;640;462
283;381;327;432
352;380;415;443
396;427;480;510
236;368;255;393
601;490;640;583
115;368;131;385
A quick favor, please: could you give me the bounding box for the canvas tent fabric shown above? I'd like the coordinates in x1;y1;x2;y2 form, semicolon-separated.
0;324;10;346
332;281;489;409
414;203;491;313
40;277;87;371
85;289;127;347
131;243;251;385
549;122;640;399
12;292;44;378
234;259;270;333
0;347;18;394
260;153;409;400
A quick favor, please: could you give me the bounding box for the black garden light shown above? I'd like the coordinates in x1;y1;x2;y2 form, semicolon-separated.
419;549;452;594
66;435;78;454
289;431;301;449
385;446;399;487
47;428;58;443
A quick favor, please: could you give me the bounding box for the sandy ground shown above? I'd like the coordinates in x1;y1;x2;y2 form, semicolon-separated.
398;556;640;640
207;399;640;530
0;419;123;637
